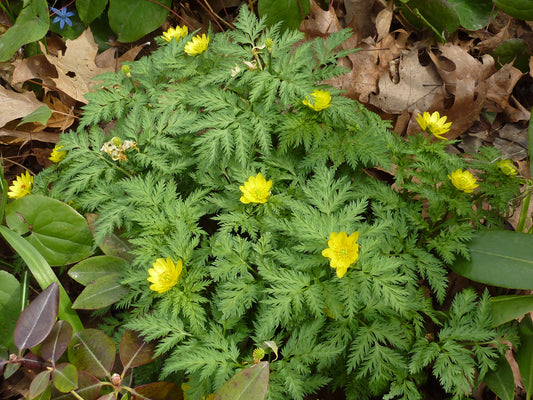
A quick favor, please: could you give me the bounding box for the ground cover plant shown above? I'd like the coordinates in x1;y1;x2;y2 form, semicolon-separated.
2;4;530;400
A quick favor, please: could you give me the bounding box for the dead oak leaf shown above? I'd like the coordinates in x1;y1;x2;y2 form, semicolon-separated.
40;28;113;104
0;85;46;128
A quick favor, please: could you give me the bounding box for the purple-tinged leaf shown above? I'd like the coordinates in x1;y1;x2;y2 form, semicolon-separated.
29;370;51;399
213;362;269;400
72;274;128;310
68;329;115;378
41;320;73;363
21;352;44;371
119;330;156;370
52;363;78;393
14;282;59;351
132;382;183;400
96;393;116;400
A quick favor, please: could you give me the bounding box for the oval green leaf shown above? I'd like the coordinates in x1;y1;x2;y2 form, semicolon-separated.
5;195;93;266
17;106;52;127
119;330;156;370
490;295;533;326
69;256;127;286
493;0;533;20
0;270;22;352
14;282;59;351
0;0;49;62
483;355;515;400
72;274;128;310
132;382;182;400
258;0;310;31
76;0;109;24
491;38;529;72
41;320;73;363
51;370;102;400
517;316;533;399
68;329;115;378
451;230;533;289
213;361;269;400
29;370;51;400
108;0;172;42
53;363;79;393
448;0;493;30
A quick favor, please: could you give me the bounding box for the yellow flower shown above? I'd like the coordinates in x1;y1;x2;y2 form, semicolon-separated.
497;159;518;177
184;34;209;56
448;169;479;193
8;171;33;199
416;111;452;140
162;25;188;42
49;144;67;163
321;231;360;278
302;89;331;111
147;257;182;293
239;173;272;204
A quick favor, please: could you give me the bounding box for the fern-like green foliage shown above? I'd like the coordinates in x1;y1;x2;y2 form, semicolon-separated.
35;6;521;400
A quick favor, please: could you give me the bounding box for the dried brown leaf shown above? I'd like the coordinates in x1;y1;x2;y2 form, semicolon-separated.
43;94;76;130
12;55;58;85
0;85;45;128
368;48;444;114
40;28;114;103
0;128;59;145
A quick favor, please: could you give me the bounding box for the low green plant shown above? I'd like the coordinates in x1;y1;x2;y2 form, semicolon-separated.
35;6;522;399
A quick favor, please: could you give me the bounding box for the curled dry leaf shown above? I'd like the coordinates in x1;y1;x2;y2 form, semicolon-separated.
485;63;529;122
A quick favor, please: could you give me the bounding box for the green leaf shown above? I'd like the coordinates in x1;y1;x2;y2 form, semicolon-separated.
132;382;182;400
0;226;83;332
0;0;49;62
258;0;310;31
493;0;533;20
52;363;78;393
0;270;21;352
484;355;515;400
529;108;533;180
86;214;135;262
1;166;9;222
490;295;533;326
517;316;533;400
29;370;52;400
400;0;460;39
72;273;128;310
213;361;269;400
16;105;52;127
68;329;115;378
76;0;109;24
41;320;73;363
491;38;529;72
448;0;493;30
108;0;172;42
451;230;533;289
14;282;58;351
69;256;127;286
5;195;93;266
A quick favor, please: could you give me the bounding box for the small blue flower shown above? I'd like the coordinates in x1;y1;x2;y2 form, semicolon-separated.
50;7;75;30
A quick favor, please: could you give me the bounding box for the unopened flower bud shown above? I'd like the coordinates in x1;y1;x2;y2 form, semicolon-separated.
253;348;265;363
121;65;131;77
265;38;273;53
111;373;122;386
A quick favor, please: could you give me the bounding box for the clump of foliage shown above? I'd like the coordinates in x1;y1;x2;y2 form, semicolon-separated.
36;6;521;400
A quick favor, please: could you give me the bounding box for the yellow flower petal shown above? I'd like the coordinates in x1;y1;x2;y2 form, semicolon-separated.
49;144;67;163
184;34;209;56
147;257;182;293
239;173;272;204
162;26;188;42
497;159;518;177
8;171;34;199
302;89;331;111
416;111;452;140
322;231;360;278
448;169;479;193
